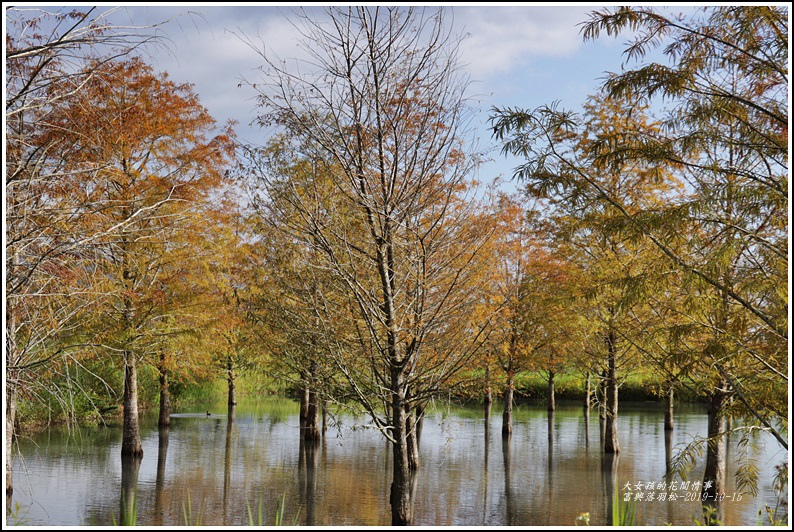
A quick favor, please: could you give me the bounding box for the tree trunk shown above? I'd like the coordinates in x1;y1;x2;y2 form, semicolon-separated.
598;368;607;422
6;378;17;506
407;406;419;470
584;406;590;448
304;389;321;442
484;400;492;436
502;372;515;437
299;386;309;434
584;371;592;410
121;351;143;458
548;370;556;412
385;402;393;433
226;355;237;409
664;382;674;431
484;364;493;407
321;399;328;437
415;404;425;446
702;380;728;502
604;331;620;454
6;293;19;505
158;352;170;429
390;369;413;525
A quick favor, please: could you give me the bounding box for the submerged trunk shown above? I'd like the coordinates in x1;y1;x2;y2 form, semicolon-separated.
299;386;309;434
604;331;619;454
547;370;556;412
484;364;493;407
390;369;413;525
6;295;19;505
664;427;673;476
584;371;592;410
120;263;142;458
502;372;515;437
158;352;170;428
702;381;728;502
584;406;591;447
303;362;321;441
321;399;328;436
121;351;143;458
664;382;674;431
226;355;237;409
6;379;17;506
304;389;321;442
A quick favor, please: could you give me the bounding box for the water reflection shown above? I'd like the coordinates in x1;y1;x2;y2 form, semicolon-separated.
664;428;673;477
223;412;233;520
9;400;782;527
583;407;590;448
153;427;169;525
483;401;491;524
299;438;319;525
501;434;514;525
547;411;554;524
120;455;141;526
547;410;555;466
601;452;619;526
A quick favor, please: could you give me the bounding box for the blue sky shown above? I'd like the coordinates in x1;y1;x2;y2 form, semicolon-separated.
6;3;699;189
110;3;635;187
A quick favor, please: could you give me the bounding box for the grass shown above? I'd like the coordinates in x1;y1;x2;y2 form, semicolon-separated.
518;371;656;401
612;488;637;526
246;492;299;526
574;488;636;526
105;488;297;526
6;501;31;526
112;489;138;526
511;370;703;403
182;491;203;525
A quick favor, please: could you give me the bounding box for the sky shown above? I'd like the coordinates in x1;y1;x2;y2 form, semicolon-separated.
5;3;701;190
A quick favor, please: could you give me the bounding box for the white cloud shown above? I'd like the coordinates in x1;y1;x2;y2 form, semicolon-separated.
454;6;591;79
97;5;606;144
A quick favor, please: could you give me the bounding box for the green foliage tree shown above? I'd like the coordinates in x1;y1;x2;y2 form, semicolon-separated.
582;6;788;499
491;4;787;497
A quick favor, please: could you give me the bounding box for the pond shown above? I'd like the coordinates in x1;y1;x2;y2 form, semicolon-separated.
8;398;785;526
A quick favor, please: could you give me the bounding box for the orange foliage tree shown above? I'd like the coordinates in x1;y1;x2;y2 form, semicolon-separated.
41;56;235;457
5;6;171;497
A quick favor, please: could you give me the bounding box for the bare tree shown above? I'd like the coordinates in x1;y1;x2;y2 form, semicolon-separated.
243;6;495;524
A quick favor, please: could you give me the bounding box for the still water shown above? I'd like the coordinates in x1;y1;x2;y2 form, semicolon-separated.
9;398;785;526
